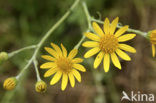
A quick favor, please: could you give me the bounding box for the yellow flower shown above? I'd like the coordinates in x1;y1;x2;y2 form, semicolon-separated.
35;80;47;93
3;77;17;90
149;30;156;57
82;17;136;72
40;43;86;91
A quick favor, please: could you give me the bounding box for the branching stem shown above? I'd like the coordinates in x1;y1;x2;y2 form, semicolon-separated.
16;0;80;80
8;45;36;58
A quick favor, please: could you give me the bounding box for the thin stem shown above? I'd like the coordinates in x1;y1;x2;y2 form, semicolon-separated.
82;2;92;30
36;0;80;52
82;2;106;103
33;59;41;81
16;58;33;79
105;73;120;103
91;68;106;103
8;45;36;58
74;2;94;50
74;35;86;49
91;18;147;38
124;26;147;37
16;0;80;79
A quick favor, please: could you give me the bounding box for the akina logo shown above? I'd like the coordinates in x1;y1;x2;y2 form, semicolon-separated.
121;91;154;102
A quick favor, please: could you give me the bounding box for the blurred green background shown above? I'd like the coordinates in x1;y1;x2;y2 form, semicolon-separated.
0;0;156;103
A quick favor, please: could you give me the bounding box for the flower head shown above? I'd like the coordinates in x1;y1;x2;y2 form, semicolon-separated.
148;30;156;57
82;17;136;72
35;80;47;93
40;43;86;91
0;52;8;64
3;77;17;90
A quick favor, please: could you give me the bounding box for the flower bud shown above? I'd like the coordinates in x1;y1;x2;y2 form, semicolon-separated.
148;30;156;57
35;81;47;93
3;77;17;90
0;52;8;64
148;30;156;44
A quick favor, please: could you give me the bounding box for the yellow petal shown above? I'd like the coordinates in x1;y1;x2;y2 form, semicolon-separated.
40;62;56;69
44;68;57;77
61;73;68;91
111;53;121;69
110;17;119;34
68;73;75;87
50;71;62;85
152;44;155;57
119;44;136;53
103;18;110;34
51;43;62;56
151;38;156;44
41;55;56;61
61;44;67;57
44;47;58;58
72;58;83;63
84;47;100;58
84;32;100;41
118;34;136;42
72;69;81;82
94;51;104;69
72;64;86;72
115;25;129;37
92;22;104;36
82;41;99;48
68;49;78;59
103;54;110;72
116;49;131;61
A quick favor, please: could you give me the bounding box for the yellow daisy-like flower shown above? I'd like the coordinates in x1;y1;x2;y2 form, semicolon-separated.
82;17;136;72
40;43;86;91
149;30;156;57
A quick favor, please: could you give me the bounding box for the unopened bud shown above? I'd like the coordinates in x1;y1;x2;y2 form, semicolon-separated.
148;30;156;44
0;52;8;64
3;77;17;90
148;30;156;57
35;80;47;93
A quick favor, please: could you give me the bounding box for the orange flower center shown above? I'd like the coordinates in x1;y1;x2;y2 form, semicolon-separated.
99;34;119;53
150;30;156;44
56;57;72;73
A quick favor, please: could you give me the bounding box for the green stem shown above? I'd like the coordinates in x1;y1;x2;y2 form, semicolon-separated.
91;18;147;38
82;2;106;103
105;73;120;103
74;35;86;49
74;2;94;49
8;45;36;58
82;2;92;30
16;0;80;79
33;59;41;81
16;58;33;79
91;68;106;103
36;0;80;53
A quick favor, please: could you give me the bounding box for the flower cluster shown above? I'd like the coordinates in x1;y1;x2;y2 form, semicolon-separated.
1;17;155;92
39;17;137;90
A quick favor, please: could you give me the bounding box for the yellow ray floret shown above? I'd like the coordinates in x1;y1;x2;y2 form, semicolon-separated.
149;30;156;57
40;43;86;91
82;17;136;72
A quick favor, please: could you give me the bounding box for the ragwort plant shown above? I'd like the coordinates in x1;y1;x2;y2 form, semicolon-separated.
0;0;154;94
